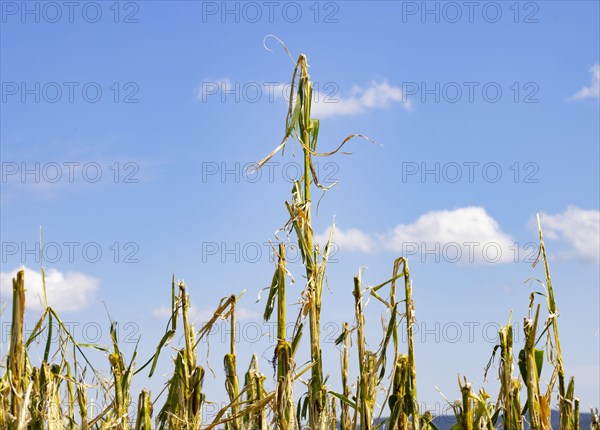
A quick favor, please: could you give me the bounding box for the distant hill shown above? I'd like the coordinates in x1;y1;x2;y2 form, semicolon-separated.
429;411;594;430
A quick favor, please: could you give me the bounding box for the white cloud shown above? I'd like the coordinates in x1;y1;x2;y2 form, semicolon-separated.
151;305;172;318
315;226;376;253
152;304;260;324
0;266;99;312
380;207;514;263
570;64;600;100
312;80;412;118
316;207;600;265
316;207;514;264
196;78;234;102
538;206;600;264
196;78;411;116
237;307;261;320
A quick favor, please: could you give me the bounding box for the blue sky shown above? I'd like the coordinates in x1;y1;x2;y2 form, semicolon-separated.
1;0;599;422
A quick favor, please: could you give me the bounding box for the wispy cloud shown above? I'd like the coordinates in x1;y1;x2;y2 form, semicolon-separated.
195;78;411;116
196;78;234;101
315;226;377;253
0;266;99;312
152;304;260;324
312;80;412;118
570;64;600;100
0;156;151;203
538;206;600;264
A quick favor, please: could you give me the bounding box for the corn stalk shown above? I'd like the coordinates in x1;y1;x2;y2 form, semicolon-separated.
370;257;419;430
534;215;579;430
134;390;152;430
157;281;205;429
590;408;599;430
498;322;523;430
242;355;267;430
108;321;136;430
264;243;296;430
446;379;495;430
353;275;379;430
8;269;26;430
255;49;367;429
224;295;240;430
388;354;410;430
523;304;543;430
339;322;352;430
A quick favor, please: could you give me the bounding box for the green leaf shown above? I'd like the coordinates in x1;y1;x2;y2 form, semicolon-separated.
534;348;544;377
286;95;301;137
334;330;346;346
378;304;398;383
263;267;279;322
76;343;109;353
329;391;356;409
428;420;442;430
137;328;175;377
491;407;501;425
310;119;320;151
518;349;527;382
291;322;303;356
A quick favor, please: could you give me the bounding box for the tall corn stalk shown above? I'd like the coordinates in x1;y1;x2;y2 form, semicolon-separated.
134;390;152;430
534;214;576;430
8;269;26;430
290;54;326;430
561;378;579;430
353;275;379;430
108;321;135;430
339;322;351;430
256;48;366;429
76;375;88;430
446;378;495;430
242;355;267;430
264;243;295;429
523;304;543;430
591;408;599;430
224;295;240;430
388;354;410;430
460;380;473;430
65;363;76;430
498;322;523;430
370;257;419;430
399;259;419;430
157;281;205;429
0;369;8;428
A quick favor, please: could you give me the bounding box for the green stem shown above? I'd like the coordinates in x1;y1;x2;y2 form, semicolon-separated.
297;54;325;430
524;304;542;430
402;259;420;430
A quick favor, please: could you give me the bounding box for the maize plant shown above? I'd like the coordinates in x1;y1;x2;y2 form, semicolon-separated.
242;355;267;430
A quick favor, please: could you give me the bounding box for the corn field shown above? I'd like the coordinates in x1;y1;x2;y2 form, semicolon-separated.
1;52;598;430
